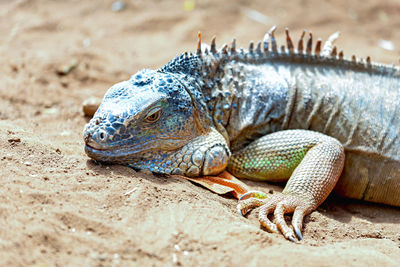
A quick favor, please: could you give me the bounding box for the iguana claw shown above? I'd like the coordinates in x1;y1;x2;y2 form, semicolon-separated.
287;235;298;243
294;226;303;241
237;190;311;242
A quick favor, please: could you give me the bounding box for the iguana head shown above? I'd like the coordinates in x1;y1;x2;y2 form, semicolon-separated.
83;69;229;177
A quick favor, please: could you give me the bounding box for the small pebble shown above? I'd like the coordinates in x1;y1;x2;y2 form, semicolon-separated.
172;253;177;264
43;107;58;115
82;38;91;47
183;0;195;11
111;1;126;12
379;39;395;51
98;255;106;261
56;59;78;75
124;187;137;196
82;97;101;117
244;8;272;25
60;130;71;136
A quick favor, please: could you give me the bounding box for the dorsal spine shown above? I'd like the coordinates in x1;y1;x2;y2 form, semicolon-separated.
190;26;400;77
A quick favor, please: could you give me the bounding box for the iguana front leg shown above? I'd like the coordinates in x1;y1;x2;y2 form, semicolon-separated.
228;130;345;242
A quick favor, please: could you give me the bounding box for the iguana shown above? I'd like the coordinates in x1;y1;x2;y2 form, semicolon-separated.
83;27;400;242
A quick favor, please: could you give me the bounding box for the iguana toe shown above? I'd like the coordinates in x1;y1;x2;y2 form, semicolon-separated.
237;190;271;216
238;191;314;241
274;199;299;241
292;206;308;240
237;197;266;216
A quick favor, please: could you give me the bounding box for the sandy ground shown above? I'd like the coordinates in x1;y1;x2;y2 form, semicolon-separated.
1;0;400;266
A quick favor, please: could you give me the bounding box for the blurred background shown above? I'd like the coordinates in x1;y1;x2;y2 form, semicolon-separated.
2;0;400;120
2;0;400;114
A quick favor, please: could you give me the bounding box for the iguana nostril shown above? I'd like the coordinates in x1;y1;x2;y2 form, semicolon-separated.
100;132;105;140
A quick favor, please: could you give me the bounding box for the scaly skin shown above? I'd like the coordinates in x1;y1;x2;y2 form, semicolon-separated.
83;27;400;241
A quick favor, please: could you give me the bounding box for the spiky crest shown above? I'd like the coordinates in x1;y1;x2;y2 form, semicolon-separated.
285;28;294;54
196;31;202;55
306;32;313;54
322;31;340;57
231;38;236;53
210;36;217;53
162;26;400;77
315;39;322;56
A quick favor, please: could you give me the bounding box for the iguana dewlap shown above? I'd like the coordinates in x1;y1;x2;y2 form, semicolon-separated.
83;27;400;242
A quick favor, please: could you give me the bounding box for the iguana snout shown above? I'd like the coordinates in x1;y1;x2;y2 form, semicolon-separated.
83;69;230;176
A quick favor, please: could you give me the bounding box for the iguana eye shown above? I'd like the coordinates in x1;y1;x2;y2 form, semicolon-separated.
144;108;162;123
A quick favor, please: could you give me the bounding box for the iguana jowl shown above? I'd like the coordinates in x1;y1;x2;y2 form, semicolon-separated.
83;27;400;242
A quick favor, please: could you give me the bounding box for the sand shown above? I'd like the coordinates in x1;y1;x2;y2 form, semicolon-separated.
1;0;399;266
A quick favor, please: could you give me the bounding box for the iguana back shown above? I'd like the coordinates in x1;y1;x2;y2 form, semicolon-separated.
216;58;400;205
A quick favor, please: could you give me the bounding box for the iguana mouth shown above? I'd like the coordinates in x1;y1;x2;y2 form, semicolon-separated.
84;135;190;164
85;139;106;150
84;143;150;163
84;139;155;156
